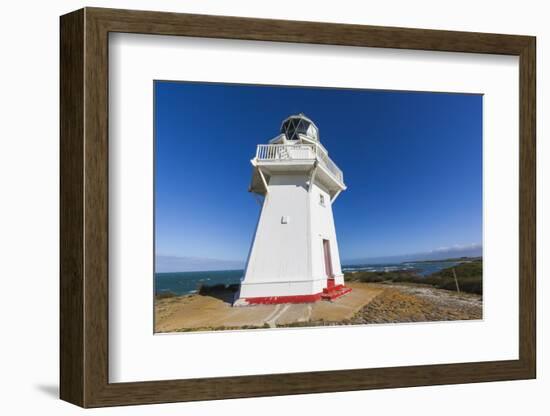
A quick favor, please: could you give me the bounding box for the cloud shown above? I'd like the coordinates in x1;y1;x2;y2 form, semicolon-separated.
343;243;482;265
431;243;482;253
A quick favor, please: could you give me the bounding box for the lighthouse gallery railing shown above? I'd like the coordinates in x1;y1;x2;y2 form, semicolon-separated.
255;144;344;183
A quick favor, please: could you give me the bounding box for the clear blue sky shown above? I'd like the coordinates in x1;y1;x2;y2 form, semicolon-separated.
155;81;482;265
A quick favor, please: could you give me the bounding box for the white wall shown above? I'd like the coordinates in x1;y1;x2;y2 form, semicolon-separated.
310;182;344;284
241;172;325;297
244;174;311;284
0;1;546;415
242;174;345;297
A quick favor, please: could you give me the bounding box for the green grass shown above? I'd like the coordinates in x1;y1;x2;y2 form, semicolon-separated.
428;260;482;294
345;269;420;283
344;260;483;295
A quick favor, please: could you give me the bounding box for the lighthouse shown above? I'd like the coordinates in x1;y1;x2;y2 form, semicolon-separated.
235;114;351;306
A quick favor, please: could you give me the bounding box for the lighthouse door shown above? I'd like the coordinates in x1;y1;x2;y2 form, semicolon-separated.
323;239;335;289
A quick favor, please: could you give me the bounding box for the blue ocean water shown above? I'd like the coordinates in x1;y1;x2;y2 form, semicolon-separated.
155;260;461;296
341;261;462;276
155;269;244;296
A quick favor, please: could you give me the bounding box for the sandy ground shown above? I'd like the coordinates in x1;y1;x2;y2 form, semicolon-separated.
154;282;482;333
154;282;383;332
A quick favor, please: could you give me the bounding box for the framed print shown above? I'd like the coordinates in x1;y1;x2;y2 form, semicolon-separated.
60;7;536;408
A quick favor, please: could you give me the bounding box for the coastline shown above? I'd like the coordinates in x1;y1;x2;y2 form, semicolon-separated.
154;280;482;333
155;257;482;297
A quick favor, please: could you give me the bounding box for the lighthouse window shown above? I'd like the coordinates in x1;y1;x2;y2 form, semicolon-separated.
296;120;310;135
282;118;312;141
319;194;325;206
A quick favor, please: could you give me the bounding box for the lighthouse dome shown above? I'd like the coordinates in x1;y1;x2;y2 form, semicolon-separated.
281;113;319;142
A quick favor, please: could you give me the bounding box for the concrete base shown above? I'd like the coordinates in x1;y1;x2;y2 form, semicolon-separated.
233;285;352;306
154;282;382;332
233;292;323;306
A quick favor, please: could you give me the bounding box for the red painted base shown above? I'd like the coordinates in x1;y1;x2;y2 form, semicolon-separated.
237;285;352;305
242;293;322;305
321;285;352;301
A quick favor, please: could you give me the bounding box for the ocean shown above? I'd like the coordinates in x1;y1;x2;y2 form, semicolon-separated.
341;260;463;276
154;260;463;296
155;269;244;296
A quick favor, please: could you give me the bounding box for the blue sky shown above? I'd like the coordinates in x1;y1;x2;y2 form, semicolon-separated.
155;81;482;270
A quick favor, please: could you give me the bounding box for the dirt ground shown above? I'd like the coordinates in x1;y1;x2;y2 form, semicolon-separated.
154;282;482;333
350;283;483;324
154;282;383;332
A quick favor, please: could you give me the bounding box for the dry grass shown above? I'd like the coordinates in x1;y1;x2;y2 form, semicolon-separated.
350;283;482;324
154;282;482;332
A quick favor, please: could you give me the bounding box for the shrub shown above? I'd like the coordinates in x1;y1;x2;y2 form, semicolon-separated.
429;260;483;295
344;260;482;295
432;260;483;279
198;283;240;295
345;270;421;283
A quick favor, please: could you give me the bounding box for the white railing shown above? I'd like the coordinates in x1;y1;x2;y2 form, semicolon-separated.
256;144;314;161
255;144;344;183
316;150;344;183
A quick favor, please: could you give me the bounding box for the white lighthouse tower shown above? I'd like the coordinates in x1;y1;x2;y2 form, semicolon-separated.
235;114;351;305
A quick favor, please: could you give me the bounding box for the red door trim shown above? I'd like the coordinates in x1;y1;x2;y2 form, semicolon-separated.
323;239;335;289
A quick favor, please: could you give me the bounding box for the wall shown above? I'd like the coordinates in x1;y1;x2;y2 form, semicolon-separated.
0;0;546;415
310;182;344;285
241;174;314;296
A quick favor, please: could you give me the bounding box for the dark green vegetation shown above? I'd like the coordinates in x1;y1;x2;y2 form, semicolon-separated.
428;260;483;294
345;269;420;283
197;283;240;303
198;283;239;296
155;283;240;300
345;260;483;295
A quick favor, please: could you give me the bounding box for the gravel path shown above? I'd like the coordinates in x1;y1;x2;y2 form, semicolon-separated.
349;283;482;324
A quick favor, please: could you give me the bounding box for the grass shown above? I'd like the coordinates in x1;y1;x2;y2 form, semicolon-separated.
345;269;420;283
428;260;482;294
344;260;483;295
172;323;270;332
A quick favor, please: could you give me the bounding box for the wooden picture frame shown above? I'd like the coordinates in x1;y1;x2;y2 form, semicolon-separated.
60;7;536;408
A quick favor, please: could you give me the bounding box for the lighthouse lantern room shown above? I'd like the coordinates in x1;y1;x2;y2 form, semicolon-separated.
235;114;351;306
